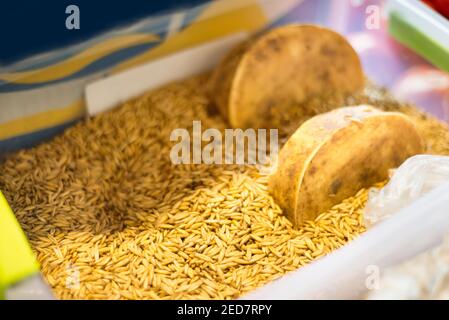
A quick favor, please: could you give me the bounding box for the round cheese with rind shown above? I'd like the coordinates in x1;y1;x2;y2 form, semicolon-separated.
208;24;364;130
269;105;424;228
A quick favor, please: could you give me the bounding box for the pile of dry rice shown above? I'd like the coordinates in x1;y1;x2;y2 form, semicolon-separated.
1;74;449;300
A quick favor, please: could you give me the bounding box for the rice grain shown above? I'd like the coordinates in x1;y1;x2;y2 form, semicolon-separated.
1;74;449;299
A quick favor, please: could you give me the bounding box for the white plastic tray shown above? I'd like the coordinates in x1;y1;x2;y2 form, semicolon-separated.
85;36;449;299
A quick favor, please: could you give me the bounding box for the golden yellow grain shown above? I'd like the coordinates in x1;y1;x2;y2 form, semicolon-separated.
1;75;448;300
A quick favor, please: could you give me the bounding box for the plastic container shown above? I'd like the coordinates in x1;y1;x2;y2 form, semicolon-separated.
84;41;449;299
387;0;449;73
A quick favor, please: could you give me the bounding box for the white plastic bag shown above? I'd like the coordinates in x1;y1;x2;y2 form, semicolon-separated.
366;236;449;300
364;155;449;227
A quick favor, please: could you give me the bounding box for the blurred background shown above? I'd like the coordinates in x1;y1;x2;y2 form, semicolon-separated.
0;1;207;64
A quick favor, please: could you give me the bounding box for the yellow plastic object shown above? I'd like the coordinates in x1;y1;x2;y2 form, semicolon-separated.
0;191;40;299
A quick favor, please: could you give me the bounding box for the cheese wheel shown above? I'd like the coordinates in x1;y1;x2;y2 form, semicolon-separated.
208;24;364;130
268;105;424;228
